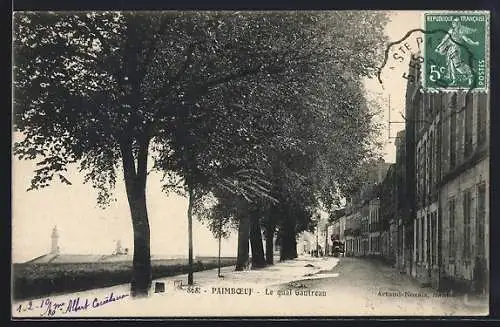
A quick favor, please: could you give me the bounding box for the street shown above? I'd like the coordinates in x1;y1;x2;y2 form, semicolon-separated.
273;257;489;316
12;256;488;317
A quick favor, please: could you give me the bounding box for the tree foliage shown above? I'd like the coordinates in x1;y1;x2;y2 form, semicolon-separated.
13;11;387;203
189;12;388;262
13;11;389;289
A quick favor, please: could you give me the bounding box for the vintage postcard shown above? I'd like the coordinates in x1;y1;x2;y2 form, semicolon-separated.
11;10;490;318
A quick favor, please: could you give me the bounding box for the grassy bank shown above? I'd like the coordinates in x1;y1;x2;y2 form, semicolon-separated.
12;257;236;301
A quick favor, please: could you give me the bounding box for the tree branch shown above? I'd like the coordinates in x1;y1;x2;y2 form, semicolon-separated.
188;63;287;98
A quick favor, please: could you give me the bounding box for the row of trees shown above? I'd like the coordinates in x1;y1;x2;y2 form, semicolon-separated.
13;11;388;297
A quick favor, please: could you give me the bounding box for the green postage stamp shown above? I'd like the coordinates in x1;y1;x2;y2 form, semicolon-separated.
423;11;489;92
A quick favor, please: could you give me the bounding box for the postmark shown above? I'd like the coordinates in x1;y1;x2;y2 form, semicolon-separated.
422;12;489;92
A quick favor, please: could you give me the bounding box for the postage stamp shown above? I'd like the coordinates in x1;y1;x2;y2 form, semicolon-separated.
422;11;489;92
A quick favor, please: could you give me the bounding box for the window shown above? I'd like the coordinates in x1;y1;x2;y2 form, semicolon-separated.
463;189;472;261
420;94;425;131
415;220;419;262
476;184;486;258
437;92;444;113
421;217;425;263
423;140;427;202
428;94;434;116
464;93;473;157
450;94;457;169
417;147;421;204
431;93;443;115
398;226;403;256
441;107;450;175
426;94;432;119
429;132;434;195
477;94;487;147
457;95;464;162
449;198;456;261
431;212;438;266
376;208;380;231
427;214;431;264
435;125;441;183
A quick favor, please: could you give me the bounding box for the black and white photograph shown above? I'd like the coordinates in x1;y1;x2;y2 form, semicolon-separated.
11;10;490;317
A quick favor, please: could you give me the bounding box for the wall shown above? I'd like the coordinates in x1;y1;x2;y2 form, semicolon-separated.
439;157;489;292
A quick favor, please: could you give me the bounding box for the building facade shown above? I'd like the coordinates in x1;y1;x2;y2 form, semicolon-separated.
438;91;489;294
379;163;396;264
334;61;489;296
341;160;390;258
402;57;490;293
368;197;382;256
392;61;489;294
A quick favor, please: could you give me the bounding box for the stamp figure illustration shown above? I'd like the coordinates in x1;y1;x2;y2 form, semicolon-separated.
424;12;488;91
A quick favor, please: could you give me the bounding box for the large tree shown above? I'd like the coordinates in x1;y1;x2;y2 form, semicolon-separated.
13;11;387;295
196;70;385;264
190;11;388;266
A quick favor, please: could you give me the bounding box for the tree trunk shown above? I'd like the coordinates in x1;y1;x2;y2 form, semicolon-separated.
325;225;329;257
316;231;320;257
265;224;275;265
130;198;151;297
236;215;250;271
218;232;222;277
121;138;151;297
280;215;297;261
187;187;194;285
250;217;266;269
292;232;298;258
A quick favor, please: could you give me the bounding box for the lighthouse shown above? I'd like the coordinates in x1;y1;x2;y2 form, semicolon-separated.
51;226;60;254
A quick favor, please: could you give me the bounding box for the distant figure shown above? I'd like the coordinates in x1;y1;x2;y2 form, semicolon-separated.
51;226;60;254
114;240;125;255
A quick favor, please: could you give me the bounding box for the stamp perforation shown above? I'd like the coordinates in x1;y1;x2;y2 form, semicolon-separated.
420;10;490;94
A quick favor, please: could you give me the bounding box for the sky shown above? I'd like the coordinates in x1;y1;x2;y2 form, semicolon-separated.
11;11;423;263
365;10;423;164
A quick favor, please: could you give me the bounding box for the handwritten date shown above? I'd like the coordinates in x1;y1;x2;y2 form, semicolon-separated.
15;292;129;317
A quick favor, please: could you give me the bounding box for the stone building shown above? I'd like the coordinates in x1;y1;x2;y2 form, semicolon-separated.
344;206;361;257
438;91;489;294
341;160;390;257
379;163;396;263
394;130;411;273
335;60;489;296
402;59;489;294
368;195;382;256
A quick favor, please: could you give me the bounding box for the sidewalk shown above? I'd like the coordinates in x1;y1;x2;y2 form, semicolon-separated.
13;256;488;317
12;255;339;318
